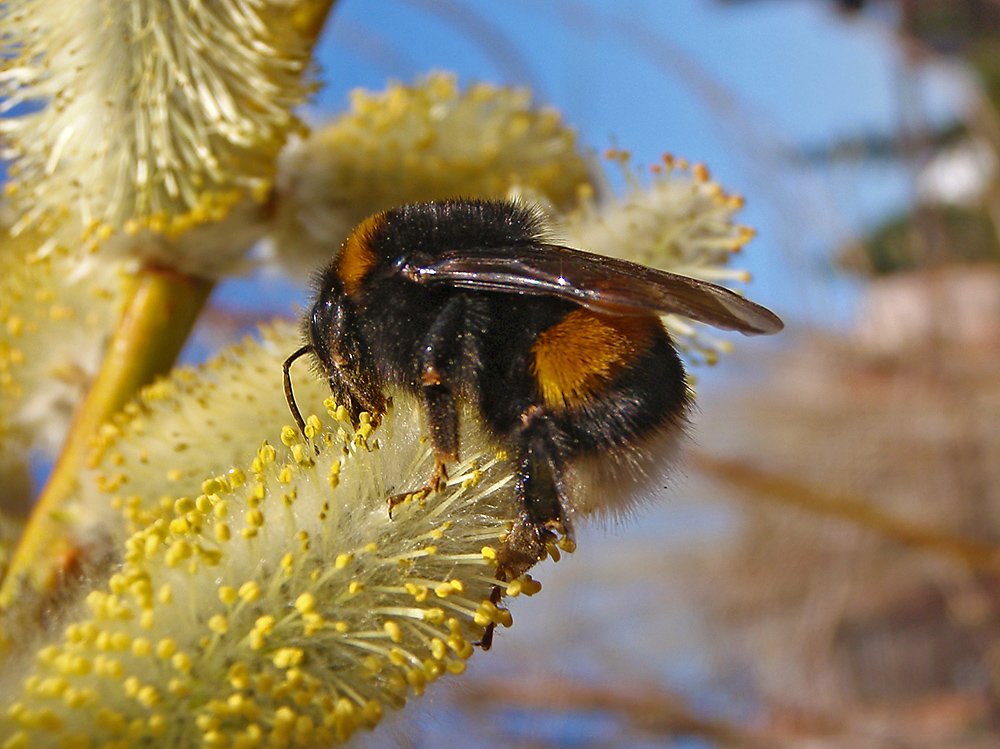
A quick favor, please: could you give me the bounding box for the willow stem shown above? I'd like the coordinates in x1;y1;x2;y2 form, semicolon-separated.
293;0;338;39
0;265;213;610
691;450;1000;573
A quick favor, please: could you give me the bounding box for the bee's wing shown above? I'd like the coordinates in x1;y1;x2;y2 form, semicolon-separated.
406;244;783;335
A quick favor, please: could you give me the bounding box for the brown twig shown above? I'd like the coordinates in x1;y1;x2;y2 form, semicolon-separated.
691;450;1000;574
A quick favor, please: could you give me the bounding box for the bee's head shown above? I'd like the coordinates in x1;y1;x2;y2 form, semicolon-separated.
306;292;352;377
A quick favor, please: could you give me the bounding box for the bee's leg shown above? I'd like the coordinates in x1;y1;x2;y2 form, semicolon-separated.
476;584;504;651
386;440;450;517
495;416;572;582
388;298;468;514
481;425;569;649
419;368;458;489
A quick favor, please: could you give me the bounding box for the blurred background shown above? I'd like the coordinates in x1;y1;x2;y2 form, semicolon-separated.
209;1;1000;746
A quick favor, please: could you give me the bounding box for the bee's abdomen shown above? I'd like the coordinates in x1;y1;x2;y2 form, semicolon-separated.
531;309;689;451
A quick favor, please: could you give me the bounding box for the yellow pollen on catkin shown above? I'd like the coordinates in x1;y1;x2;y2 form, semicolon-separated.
285;591;313;618
227;663;250;690
434;582;457;598
507;575;543;597
305;414;322;439
2;325;547;746
291;444;312;466
130;638;151;658
406;583;429;603
238;582;260;603
272;647;304;668
334;553;353;569
170;652;192;674
245;509;264;529
383;621;403;643
155;639;176;660
207;615;229;635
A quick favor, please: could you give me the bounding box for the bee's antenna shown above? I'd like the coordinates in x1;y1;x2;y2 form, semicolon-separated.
283;344;313;437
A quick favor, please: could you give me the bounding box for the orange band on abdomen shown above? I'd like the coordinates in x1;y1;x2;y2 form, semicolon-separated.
531;309;657;411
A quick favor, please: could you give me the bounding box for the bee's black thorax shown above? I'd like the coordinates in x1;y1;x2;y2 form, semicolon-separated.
366;200;547;265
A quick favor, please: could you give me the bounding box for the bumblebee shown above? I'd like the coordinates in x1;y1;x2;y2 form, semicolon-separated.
284;199;782;580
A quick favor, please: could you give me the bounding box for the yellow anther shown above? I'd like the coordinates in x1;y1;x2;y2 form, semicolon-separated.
171;652;192;673
294;593;316;615
334;553;353;569
423;607;445;625
383;621;403;643
155;639;176;660
131;638;152;657
238;581;261;602
272;647;304;668
208;615;229;634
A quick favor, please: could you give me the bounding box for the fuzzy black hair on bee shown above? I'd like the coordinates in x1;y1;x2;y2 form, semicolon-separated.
284;198;782;589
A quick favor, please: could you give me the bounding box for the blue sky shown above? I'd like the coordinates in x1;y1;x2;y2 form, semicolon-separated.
216;0;970;333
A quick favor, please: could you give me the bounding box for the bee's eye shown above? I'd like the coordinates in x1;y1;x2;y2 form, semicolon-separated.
309;303;328;346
